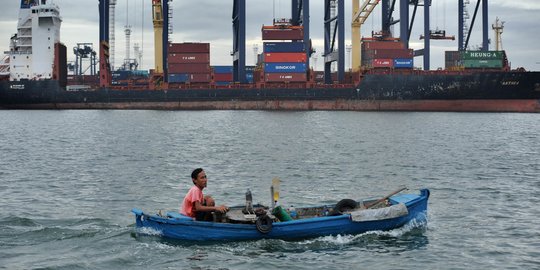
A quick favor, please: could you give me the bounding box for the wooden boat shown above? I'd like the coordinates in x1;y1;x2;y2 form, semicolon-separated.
131;189;430;241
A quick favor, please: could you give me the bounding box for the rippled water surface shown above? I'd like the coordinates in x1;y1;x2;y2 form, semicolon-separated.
1;110;539;269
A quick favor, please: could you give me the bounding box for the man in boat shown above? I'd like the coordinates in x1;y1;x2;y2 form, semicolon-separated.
180;168;228;221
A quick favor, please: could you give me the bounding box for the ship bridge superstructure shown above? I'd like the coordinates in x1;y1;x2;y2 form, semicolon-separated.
9;0;62;81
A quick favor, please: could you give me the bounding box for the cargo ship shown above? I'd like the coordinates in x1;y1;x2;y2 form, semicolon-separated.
1;0;539;112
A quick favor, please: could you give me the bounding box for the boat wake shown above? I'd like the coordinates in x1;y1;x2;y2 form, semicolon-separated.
135;226;163;236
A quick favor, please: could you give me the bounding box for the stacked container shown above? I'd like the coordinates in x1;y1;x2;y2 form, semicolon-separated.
261;25;307;83
167;43;211;83
361;40;414;69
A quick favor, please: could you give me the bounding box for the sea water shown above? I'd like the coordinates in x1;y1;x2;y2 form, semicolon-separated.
0;110;539;269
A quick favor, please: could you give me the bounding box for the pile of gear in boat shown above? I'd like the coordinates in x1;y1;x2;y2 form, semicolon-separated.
205;188;408;234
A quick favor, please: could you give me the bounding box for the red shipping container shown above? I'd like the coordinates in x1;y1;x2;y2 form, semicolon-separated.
362;49;414;59
168;53;209;64
264;73;307;82
264;52;307;63
190;73;211;83
262;29;304;40
361;41;405;50
213;73;233;81
168;43;210;53
168;63;211;73
372;59;394;68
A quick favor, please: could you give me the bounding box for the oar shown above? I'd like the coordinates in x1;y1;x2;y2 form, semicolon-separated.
363;186;408;209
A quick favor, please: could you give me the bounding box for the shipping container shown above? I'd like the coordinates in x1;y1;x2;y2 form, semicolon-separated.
264;73;307;82
215;81;232;86
245;66;256;72
190;73;211;83
361;41;405;50
393;58;414;68
262;29;304;40
263;42;306;53
168;43;210;53
213;66;234;74
264;52;307;63
362;49;414;59
462;51;504;60
168;53;210;64
463;59;503;69
168;63;211;73
264;63;307;73
313;71;324;82
168;73;190;83
112;70;132;81
445;51;462;62
372;59;394;68
214;73;233;82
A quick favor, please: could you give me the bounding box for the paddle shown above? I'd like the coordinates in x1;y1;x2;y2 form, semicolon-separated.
363;186;408;209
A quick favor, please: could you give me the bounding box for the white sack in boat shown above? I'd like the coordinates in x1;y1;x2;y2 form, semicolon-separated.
350;203;408;222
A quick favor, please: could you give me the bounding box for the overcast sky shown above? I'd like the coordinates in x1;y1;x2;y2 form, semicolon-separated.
1;0;539;71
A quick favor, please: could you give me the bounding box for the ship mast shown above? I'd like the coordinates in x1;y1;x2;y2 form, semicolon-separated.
492;17;504;51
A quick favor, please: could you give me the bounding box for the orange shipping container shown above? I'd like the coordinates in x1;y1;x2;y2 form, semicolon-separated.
213;73;233;81
168;53;209;64
265;73;307;82
168;43;210;53
361;41;405;50
168;63;211;73
264;52;307;63
262;29;304;40
190;73;211;83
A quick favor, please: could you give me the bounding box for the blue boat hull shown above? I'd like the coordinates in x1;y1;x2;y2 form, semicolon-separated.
132;189;430;241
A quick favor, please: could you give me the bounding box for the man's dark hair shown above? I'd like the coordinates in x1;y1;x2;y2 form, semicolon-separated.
191;168;204;180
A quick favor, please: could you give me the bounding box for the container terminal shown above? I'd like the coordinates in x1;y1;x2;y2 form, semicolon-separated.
0;0;539;112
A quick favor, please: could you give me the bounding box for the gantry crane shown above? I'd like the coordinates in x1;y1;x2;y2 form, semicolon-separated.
351;0;380;72
152;0;163;74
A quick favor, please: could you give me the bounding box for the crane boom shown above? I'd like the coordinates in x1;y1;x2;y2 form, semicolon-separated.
352;0;380;72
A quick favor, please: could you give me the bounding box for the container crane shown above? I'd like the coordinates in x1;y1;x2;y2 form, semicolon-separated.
152;0;164;74
351;0;380;72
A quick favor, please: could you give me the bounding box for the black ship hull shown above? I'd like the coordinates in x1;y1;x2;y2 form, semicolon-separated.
1;71;539;112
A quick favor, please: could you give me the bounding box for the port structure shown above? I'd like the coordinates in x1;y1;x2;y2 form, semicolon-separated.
73;43;97;76
291;0;312;72
351;0;379;72
324;0;345;84
152;0;164;74
99;0;112;87
232;0;247;83
459;0;489;51
162;0;171;82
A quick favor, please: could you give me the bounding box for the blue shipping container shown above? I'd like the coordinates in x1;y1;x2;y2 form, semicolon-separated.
168;73;190;83
264;63;307;73
112;70;131;81
246;73;254;83
393;59;414;68
213;66;234;74
215;81;232;86
264;42;306;53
